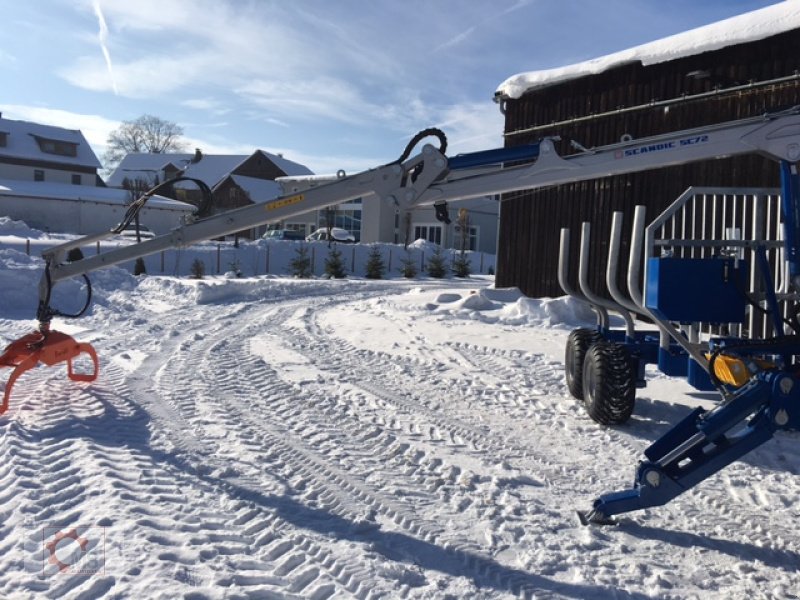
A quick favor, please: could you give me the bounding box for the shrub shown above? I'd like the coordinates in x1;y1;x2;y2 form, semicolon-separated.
289;245;313;278
426;247;447;278
452;254;471;278
134;257;147;276
364;246;386;279
190;258;205;279
324;247;347;278
67;248;84;262
228;258;242;278
399;252;418;278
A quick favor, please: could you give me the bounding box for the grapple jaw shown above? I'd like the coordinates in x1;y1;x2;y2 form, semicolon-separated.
0;327;98;415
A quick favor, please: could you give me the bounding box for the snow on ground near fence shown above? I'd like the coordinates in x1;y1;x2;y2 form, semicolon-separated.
1;217;800;599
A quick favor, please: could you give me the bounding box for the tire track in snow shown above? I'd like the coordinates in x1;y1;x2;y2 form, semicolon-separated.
0;306;351;598
146;298;404;598
151;289;561;597
245;292;597;594
289;292;800;597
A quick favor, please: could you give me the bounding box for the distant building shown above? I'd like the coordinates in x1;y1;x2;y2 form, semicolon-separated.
493;2;800;297
0;114;193;234
106;150;315;239
0;113;102;186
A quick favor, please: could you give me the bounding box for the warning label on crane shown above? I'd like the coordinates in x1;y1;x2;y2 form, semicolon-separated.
265;194;305;211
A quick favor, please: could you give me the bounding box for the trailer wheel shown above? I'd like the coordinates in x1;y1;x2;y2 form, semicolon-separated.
565;328;601;400
582;342;636;425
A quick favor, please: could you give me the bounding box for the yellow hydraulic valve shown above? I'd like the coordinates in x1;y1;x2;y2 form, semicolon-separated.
708;353;776;387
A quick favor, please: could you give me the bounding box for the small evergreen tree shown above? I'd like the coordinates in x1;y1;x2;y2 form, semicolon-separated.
399;251;418;278
364;246;386;279
190;258;205;279
66;248;84;262
452;254;471;278
324;247;347;278
426;246;447;278
228;258;242;277
289;245;313;278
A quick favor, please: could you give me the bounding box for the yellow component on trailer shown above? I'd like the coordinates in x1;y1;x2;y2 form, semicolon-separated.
708;353;777;387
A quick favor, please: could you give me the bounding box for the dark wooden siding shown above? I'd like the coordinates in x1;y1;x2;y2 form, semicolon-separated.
498;29;800;298
233;152;287;179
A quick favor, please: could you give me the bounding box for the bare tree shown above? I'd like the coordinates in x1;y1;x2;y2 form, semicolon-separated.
103;114;187;169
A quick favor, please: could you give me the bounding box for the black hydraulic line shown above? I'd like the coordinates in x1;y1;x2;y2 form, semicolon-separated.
115;176;215;232
36;265;92;324
396;128;448;164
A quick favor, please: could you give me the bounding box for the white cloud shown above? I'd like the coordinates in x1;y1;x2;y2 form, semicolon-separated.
0;49;16;65
58;2;441;129
433;102;505;155
181;98;232;117
236;77;391;127
181;99;220;111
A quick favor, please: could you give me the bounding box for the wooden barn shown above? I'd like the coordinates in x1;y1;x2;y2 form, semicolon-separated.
493;2;800;298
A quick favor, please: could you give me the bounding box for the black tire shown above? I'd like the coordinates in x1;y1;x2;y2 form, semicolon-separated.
565;328;602;400
582;342;636;425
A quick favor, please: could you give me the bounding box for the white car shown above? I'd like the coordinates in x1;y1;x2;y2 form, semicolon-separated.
305;227;356;243
119;224;156;239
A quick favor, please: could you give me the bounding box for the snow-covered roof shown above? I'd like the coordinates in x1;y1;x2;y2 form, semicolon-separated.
106;153;243;188
261;150;314;177
0;178;194;211
106;150;313;188
229;175;282;203
496;1;800;100
0;116;102;169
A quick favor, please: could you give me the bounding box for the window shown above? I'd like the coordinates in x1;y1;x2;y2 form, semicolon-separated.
33;135;78;157
0;132;7;147
72;174;81;185
414;224;442;245
34;169;44;182
317;207;362;242
284;223;307;234
455;225;479;251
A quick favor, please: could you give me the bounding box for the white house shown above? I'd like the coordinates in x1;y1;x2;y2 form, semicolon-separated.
0;114;195;235
0;114;102;186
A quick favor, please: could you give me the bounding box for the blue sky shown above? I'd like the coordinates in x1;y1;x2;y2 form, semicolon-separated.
0;0;782;174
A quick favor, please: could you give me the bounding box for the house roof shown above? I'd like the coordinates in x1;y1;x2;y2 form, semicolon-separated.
0;117;102;169
106;149;313;189
496;1;800;100
260;150;314;178
0;178;194;211
229;175;282;203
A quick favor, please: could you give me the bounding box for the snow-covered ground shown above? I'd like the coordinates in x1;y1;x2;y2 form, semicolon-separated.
1;218;800;599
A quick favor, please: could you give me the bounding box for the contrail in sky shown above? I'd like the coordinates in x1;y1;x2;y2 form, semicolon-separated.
92;0;119;95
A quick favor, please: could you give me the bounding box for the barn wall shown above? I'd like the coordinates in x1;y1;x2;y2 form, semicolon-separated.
498;29;800;298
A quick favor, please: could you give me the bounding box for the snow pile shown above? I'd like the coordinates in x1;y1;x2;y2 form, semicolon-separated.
420;287;596;329
0;216;46;239
496;2;800;98
408;238;442;254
